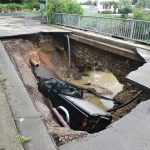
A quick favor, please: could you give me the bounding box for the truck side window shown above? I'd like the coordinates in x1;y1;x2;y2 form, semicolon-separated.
53;81;62;92
45;79;57;88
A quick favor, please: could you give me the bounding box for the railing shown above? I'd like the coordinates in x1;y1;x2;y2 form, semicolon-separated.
0;12;44;25
53;13;150;44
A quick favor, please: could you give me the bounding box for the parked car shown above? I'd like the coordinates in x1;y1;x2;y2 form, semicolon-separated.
38;78;112;133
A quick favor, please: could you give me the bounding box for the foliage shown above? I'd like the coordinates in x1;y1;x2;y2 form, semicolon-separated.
0;74;6;82
118;6;132;18
0;3;23;11
135;0;150;8
17;135;32;144
133;8;150;20
63;0;83;14
101;11;113;14
118;0;132;8
0;0;23;3
81;0;93;5
47;0;83;22
118;0;132;18
23;0;45;9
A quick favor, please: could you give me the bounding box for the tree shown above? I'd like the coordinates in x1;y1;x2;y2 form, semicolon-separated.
136;0;150;8
118;0;132;18
0;0;23;3
118;0;132;7
23;0;45;9
47;0;83;22
118;6;132;18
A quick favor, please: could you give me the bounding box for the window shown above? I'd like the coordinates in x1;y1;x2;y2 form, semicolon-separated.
60;84;82;98
103;3;109;10
53;81;62;92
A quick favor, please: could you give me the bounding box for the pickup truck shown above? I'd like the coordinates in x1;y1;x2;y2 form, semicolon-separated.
38;78;112;133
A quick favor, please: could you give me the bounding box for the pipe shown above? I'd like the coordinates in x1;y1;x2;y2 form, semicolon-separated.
51;107;70;128
30;58;39;67
57;106;70;124
107;90;143;112
66;35;71;75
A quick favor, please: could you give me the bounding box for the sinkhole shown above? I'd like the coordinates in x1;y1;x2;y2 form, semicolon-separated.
2;33;150;146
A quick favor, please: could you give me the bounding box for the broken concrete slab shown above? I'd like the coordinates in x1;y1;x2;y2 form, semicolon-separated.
136;48;150;62
126;63;150;90
0;16;71;38
0;85;24;150
60;99;150;150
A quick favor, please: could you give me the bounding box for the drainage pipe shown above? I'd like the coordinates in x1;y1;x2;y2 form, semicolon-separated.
66;35;71;75
107;90;143;112
51;107;70;128
30;58;39;67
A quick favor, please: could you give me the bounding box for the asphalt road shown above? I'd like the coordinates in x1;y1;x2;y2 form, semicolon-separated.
0;16;71;38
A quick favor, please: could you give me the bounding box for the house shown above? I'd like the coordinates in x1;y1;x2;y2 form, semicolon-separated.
97;0;119;13
81;5;98;15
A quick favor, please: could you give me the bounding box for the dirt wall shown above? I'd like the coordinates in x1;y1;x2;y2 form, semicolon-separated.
68;40;143;82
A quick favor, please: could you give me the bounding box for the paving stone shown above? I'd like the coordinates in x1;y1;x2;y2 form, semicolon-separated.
16;118;57;150
0;85;24;150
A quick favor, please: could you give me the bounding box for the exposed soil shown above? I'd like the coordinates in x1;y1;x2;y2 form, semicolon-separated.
68;39;150;121
2;33;150;145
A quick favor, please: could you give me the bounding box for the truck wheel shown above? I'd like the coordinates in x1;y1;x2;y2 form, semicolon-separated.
57;106;70;124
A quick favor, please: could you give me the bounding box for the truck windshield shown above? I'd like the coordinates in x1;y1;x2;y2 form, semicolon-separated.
60;84;82;98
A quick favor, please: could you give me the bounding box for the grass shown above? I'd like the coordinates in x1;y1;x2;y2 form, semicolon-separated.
17;135;32;144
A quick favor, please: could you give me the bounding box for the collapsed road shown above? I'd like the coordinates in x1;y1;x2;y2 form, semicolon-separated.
1;34;150;147
0;16;150;150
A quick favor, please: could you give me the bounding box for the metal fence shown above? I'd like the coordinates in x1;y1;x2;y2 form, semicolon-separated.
53;13;150;44
0;12;44;25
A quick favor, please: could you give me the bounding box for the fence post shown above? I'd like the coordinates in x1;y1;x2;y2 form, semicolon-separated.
78;15;80;29
62;13;64;25
130;20;135;39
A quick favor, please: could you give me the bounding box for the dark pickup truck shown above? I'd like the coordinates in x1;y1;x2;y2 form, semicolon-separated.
38;78;112;133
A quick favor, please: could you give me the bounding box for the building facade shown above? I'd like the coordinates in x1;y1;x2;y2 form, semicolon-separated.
97;0;119;13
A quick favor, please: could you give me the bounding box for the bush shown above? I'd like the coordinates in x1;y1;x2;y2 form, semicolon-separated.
0;4;23;11
118;6;132;18
63;0;83;14
0;0;23;3
23;0;40;10
101;11;113;14
47;0;83;22
133;8;150;20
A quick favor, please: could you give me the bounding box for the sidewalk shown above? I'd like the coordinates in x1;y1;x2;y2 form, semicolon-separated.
0;41;57;150
0;84;24;150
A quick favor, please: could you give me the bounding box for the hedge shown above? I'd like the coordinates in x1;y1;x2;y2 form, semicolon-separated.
0;4;24;11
